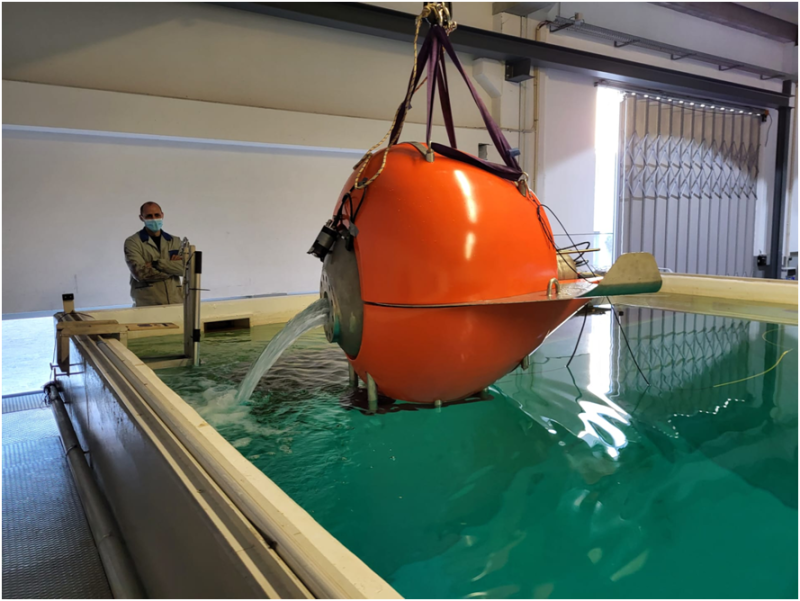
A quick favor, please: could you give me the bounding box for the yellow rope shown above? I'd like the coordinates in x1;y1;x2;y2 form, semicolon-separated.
712;327;792;388
761;327;782;347
713;349;792;388
353;3;456;190
353;13;424;189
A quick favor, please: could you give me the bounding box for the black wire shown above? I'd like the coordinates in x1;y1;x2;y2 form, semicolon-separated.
353;184;368;222
566;310;588;368
333;183;368;233
557;240;592;269
334;190;352;228
537;202;650;386
608;298;650;386
349;193;355;223
537;203;595;281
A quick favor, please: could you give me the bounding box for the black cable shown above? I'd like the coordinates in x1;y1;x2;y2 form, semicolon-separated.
608;299;650;386
537;201;650;386
353;183;368;222
557;240;592;269
333;190;352;229
537;203;595;281
333;183;368;233
566;310;588;368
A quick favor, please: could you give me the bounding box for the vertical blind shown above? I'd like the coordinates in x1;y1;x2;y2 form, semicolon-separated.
616;93;762;276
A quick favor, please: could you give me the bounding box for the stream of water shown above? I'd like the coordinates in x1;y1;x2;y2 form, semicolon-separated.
235;298;330;404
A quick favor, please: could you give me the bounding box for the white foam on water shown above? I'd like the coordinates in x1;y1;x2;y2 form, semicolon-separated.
195;384;287;437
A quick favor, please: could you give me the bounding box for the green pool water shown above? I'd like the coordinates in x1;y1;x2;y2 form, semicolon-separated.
129;307;798;599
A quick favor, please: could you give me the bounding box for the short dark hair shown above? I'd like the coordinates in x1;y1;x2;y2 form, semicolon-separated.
140;202;162;216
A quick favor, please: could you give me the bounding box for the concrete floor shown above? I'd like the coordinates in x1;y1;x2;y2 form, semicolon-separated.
2;317;55;395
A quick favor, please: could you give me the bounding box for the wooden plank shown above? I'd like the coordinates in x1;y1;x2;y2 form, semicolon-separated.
143;357;193;370
126;323;179;331
557;248;600;254
59;322;179;335
59;324;128;336
57;319;119;330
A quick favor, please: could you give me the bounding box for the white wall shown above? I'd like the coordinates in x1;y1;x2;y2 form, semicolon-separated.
2;2;795;313
2;82;506;314
2;130;355;310
538;70;598;239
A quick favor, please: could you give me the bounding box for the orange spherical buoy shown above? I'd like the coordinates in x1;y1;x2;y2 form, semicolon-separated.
311;143;589;404
306;12;597;404
338;145;558;306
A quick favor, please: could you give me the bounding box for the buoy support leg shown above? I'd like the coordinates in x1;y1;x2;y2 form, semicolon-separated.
367;373;378;410
521;355;530;370
348;363;358;388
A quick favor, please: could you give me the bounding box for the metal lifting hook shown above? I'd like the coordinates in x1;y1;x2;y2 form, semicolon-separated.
422;3;457;33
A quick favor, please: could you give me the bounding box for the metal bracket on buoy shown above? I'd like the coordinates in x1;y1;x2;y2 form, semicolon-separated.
405;141;435;162
547;278;561;299
517;172;530;197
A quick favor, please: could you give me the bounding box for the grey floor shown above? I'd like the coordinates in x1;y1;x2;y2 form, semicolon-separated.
2;392;112;599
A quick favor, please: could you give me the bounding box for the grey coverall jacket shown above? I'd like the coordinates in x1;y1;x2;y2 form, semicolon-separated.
124;229;186;306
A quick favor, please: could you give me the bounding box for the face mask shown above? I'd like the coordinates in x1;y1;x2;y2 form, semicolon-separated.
144;219;163;232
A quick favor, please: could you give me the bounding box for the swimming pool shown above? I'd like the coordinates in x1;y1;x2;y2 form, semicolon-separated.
129;305;798;599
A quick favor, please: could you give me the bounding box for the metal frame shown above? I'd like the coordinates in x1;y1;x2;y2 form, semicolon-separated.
546;15;796;83
213;2;792;109
768;80;795;279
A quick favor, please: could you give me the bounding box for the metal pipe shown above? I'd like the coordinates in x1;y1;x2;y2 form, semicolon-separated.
653;98;662;264
717;110;727;276
687;103;696;274
663;99;674;270
192;251;203;366
641;97;649;254
674;102;685;273
746;116;759;276
696;106;707;273
747;115;759;276
626;94;637;254
782;87;798;274
706;110;717;275
45;384;145;599
768;80;794;279
615;92;627;261
183;246;202;365
732;115;746;276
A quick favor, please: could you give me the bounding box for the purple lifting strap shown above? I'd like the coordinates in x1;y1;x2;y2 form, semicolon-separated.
389;24;523;182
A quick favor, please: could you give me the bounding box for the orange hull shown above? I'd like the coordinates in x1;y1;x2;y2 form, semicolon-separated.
337;145;558;305
324;144;580;403
350;300;587;403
